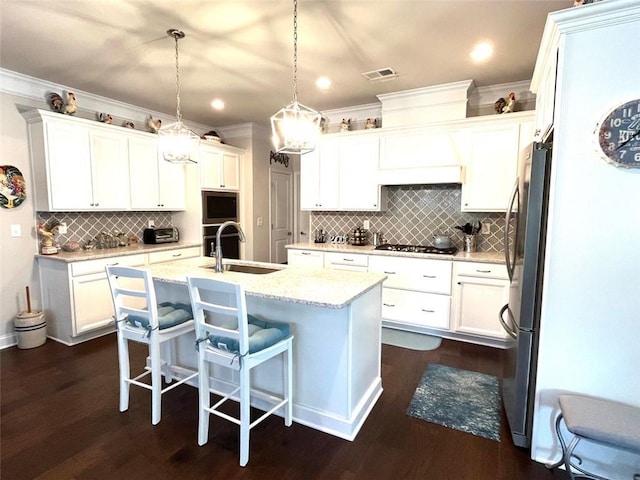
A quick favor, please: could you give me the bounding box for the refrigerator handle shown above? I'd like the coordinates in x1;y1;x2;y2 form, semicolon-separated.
504;178;519;282
499;304;518;339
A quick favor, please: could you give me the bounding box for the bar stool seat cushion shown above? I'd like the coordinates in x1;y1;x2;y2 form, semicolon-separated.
559;394;640;453
127;302;193;330
209;314;290;354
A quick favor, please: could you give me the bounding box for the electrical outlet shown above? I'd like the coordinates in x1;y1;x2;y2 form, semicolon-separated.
257;217;263;227
481;223;491;234
363;219;370;230
57;222;67;235
148;219;155;228
10;224;21;237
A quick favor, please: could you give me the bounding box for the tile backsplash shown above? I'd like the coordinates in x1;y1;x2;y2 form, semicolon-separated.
37;211;173;247
311;184;506;252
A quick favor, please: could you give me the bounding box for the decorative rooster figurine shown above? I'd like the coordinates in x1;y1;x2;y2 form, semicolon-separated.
147;115;162;134
502;92;516;113
47;91;77;115
64;92;77;115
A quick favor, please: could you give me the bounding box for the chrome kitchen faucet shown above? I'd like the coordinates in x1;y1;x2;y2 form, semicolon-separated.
214;221;246;272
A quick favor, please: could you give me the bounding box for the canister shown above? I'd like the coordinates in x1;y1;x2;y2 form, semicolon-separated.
14;311;47;349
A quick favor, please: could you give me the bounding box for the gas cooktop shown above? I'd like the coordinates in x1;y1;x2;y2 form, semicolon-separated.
374;244;458;255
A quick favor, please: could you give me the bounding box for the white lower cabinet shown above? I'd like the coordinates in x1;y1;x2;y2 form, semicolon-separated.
324;252;368;271
451;261;509;340
287;249;324;268
38;248;199;346
39;254;146;345
147;246;200;264
381;288;450;331
286;247;508;345
369;255;452;331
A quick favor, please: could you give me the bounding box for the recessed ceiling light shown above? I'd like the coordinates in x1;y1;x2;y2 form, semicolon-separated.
470;42;494;62
211;99;225;110
316;77;332;89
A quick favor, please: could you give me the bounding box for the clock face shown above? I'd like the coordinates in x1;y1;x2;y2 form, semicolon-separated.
597;99;640;168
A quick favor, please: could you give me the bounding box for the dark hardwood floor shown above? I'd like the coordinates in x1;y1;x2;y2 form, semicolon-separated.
1;334;566;479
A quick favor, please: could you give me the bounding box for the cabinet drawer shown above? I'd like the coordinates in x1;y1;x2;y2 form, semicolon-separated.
288;250;324;268
454;261;507;279
71;254;146;276
382;288;450;331
148;246;200;264
324;252;368;268
369;255;451;294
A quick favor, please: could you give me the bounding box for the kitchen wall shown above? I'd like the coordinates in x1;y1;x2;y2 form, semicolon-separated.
311;184;505;252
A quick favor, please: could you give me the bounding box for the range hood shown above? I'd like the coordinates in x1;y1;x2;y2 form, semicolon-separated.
377;126;465;185
378;165;462;185
374;81;471;185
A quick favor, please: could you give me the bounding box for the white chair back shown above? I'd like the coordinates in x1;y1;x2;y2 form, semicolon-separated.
106;266;157;333
188;276;251;366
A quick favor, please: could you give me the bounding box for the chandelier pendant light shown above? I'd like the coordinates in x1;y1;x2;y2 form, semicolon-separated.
271;0;321;155
158;28;199;164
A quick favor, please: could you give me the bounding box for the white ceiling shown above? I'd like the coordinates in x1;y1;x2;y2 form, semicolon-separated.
0;0;572;128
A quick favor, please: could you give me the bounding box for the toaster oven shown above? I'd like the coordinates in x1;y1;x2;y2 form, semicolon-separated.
143;227;179;244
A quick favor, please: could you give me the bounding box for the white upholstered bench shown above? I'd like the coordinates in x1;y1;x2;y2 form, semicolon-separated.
546;394;640;480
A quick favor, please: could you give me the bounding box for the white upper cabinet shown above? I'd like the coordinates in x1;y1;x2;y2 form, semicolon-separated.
200;143;241;190
129;135;185;210
301;133;386;211
89;129;130;209
460;112;535;212
25;109;186;212
338;135;386;211
531;37;559;142
300;138;340;210
27;110;130;211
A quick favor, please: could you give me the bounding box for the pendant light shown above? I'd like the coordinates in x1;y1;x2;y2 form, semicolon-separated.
270;0;321;155
158;29;199;164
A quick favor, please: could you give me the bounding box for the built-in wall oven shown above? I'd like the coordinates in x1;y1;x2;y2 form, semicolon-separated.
202;191;241;259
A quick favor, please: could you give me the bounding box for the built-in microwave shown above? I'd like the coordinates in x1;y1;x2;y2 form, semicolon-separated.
202;191;238;225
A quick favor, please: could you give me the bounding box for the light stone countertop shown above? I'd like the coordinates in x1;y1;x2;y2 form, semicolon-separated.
148;257;387;309
34;242;202;262
286;242;505;264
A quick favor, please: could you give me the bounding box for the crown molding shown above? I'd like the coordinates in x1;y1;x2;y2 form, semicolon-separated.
0;68;216;133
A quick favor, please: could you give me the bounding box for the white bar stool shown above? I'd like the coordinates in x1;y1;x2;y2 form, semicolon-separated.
187;276;293;467
106;265;197;425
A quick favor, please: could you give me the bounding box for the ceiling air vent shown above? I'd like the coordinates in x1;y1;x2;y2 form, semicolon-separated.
362;67;398;82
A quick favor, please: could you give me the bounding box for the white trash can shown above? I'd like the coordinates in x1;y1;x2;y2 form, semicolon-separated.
14;311;47;349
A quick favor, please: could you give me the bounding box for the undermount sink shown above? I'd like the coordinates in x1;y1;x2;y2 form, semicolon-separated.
201;263;279;275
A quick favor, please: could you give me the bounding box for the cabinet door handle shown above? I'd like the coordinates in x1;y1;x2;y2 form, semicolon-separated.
383;271;396;274
383;303;395;307
476;269;491;273
172;253;182;257
421;309;435;313
342;258;354;261
301;252;311;256
423;274;436;278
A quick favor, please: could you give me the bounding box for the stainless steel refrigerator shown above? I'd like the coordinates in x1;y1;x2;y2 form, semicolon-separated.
499;141;552;448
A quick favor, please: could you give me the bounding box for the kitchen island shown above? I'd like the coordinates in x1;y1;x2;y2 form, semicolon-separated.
147;257;387;441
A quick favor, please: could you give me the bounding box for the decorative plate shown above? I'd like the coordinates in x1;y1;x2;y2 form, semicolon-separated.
595;98;640;168
0;165;26;208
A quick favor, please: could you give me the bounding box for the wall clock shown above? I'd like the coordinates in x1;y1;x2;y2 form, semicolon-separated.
595;98;640;168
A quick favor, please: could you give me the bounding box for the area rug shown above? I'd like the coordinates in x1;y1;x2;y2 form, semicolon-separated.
381;327;442;351
406;363;501;441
